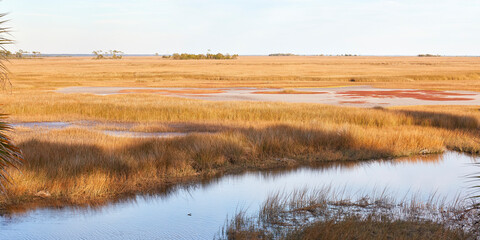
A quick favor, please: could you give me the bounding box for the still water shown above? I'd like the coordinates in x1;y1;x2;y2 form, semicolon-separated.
1;151;478;239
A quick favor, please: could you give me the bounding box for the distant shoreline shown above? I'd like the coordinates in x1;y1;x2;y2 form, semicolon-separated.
25;54;480;57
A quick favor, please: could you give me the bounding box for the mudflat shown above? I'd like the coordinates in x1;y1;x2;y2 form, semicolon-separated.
57;86;480;107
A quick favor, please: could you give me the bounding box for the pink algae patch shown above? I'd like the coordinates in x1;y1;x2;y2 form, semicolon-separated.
118;89;225;95
336;90;475;101
253;91;327;95
339;100;368;104
181;94;213;97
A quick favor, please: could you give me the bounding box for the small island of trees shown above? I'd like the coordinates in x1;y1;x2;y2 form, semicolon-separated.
92;50;124;59
162;53;238;60
268;53;296;56
418;54;441;57
0;49;42;58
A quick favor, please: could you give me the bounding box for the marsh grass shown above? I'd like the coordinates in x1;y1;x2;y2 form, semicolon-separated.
471;163;480;208
0;111;477;210
2;56;480;210
0;101;479;209
218;189;480;240
4;56;480;91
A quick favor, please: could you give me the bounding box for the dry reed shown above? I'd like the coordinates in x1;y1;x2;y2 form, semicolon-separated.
219;188;479;239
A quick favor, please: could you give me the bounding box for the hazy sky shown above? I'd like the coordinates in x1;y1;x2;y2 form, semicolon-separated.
2;0;480;55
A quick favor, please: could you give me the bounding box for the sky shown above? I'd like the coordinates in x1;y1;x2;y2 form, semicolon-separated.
2;0;480;55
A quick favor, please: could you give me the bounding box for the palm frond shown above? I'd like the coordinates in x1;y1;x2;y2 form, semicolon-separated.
0;13;23;193
0;13;12;90
0;115;23;173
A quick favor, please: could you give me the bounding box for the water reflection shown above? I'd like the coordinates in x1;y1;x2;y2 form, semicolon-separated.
199;153;445;187
0;151;478;240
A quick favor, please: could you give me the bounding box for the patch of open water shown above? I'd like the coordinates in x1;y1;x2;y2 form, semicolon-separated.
11;122;72;129
0;151;478;239
11;122;190;138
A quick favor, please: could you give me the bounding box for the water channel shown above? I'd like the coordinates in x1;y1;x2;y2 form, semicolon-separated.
0;151;478;239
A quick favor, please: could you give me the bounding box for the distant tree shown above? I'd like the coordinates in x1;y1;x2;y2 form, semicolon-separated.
0;13;24;192
0;50;11;58
418;54;441;57
269;53;296;56
31;51;41;58
172;53;180;59
92;50;104;59
93;50;123;59
167;52;238;60
15;49;26;59
110;50;123;59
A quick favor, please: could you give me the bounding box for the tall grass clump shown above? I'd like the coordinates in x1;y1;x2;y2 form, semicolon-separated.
218;188;480;240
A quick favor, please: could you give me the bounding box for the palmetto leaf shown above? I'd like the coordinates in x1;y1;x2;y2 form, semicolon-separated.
0;13;23;193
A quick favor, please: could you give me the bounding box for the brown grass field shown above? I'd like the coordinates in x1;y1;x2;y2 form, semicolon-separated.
0;56;479;212
5;56;480;91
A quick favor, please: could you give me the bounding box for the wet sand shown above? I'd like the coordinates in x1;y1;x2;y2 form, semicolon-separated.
57;86;480;107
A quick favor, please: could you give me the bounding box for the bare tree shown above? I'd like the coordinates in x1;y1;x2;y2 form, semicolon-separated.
15;49;26;58
110;50;123;59
93;50;123;59
92;50;104;59
31;51;41;58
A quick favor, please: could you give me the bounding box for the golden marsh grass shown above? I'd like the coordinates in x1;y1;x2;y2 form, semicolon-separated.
1;56;479;210
5;56;480;91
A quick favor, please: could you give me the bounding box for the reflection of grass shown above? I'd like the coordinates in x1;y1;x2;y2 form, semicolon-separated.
219;189;480;239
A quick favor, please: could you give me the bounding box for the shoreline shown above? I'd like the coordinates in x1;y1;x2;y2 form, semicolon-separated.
0;149;462;215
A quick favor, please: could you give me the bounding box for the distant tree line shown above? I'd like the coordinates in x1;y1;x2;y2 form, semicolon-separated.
418;54;441;57
268;53;359;57
92;50;124;59
162;53;238;60
0;49;42;58
269;53;296;56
